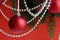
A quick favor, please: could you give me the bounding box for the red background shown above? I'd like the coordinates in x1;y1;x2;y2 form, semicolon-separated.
0;0;60;40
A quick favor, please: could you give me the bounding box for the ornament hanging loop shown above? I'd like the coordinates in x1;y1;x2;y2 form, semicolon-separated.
17;0;20;16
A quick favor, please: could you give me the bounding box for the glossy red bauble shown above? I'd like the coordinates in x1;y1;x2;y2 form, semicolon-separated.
56;0;60;9
9;15;27;32
49;0;60;14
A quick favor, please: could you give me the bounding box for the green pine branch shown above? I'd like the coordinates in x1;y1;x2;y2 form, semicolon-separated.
10;0;17;14
56;13;60;18
49;14;55;38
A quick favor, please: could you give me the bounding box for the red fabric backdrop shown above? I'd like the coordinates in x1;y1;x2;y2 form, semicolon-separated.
0;0;60;40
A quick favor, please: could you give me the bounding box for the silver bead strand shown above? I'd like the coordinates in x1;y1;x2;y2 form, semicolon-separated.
0;9;36;24
2;0;43;12
0;9;9;21
23;0;48;17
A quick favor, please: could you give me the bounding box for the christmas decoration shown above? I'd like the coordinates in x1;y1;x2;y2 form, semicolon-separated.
1;0;60;39
49;0;60;14
0;0;51;37
9;15;26;32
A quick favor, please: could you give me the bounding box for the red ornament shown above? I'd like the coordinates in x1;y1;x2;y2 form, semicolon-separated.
56;0;60;9
9;15;27;32
49;0;60;14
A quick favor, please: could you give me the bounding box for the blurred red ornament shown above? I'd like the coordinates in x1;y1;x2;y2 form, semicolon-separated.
49;0;60;14
9;15;26;32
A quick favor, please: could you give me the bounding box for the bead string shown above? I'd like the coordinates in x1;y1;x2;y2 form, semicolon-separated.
0;9;9;21
2;0;44;12
58;34;60;40
0;0;51;37
0;0;47;24
0;9;36;24
24;0;48;17
0;0;48;24
2;0;47;17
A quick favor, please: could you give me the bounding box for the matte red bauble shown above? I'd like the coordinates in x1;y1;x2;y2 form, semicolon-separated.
9;15;26;32
49;0;60;14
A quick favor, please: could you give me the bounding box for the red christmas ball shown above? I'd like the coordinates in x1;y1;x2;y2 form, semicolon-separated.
56;0;60;9
9;15;27;32
49;0;60;14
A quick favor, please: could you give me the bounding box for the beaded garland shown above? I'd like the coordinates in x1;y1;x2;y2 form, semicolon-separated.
0;0;51;38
